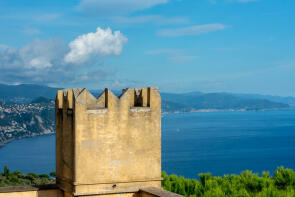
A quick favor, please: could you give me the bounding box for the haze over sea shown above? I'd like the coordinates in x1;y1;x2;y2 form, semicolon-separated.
0;110;295;179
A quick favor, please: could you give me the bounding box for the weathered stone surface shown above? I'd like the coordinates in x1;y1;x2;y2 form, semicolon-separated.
0;185;62;197
140;187;184;197
56;87;162;196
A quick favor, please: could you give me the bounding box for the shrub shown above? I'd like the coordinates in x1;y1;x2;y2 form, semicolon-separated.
39;174;50;179
162;166;295;197
0;167;55;187
274;166;295;190
1;166;295;196
49;172;56;178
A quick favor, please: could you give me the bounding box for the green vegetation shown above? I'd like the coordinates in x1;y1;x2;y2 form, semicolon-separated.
1;166;295;197
162;166;295;197
0;166;55;187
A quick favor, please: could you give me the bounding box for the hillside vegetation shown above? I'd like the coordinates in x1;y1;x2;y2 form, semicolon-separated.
1;166;295;196
162;166;295;197
0;166;55;187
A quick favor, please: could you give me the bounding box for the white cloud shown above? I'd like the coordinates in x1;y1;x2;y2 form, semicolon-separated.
64;27;127;64
0;38;67;84
157;23;228;37
0;27;127;86
29;57;52;69
146;49;184;55
0;44;8;51
18;38;66;69
168;55;198;64
35;13;60;22
146;48;197;64
113;15;189;25
77;0;168;16
22;27;41;35
77;0;184;26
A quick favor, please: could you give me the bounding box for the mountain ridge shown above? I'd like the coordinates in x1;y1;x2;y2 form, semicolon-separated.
0;83;293;110
0;84;292;146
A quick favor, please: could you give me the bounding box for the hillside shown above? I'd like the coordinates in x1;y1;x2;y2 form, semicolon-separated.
235;93;295;106
0;84;60;104
0;84;292;110
0;84;292;146
0;98;55;146
161;92;291;113
92;89;292;113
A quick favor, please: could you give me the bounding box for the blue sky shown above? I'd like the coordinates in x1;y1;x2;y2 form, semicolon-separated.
0;0;294;96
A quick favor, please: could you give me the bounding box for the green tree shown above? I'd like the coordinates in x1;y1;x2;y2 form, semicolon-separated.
49;172;56;178
3;166;10;177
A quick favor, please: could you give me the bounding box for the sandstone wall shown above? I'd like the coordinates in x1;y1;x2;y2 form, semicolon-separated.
56;88;161;196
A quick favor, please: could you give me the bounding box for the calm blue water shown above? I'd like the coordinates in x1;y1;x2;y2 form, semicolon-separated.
0;110;295;178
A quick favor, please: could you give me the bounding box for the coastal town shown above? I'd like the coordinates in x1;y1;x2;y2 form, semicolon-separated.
0;99;55;146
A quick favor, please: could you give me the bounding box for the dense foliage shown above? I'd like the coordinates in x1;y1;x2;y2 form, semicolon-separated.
0;166;55;187
162;166;295;197
2;166;295;196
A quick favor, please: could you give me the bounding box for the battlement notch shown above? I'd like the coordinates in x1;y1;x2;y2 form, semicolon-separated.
55;87;161;196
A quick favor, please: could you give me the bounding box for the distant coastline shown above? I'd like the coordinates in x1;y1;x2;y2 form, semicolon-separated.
1;109;295;178
1;108;293;147
0;132;55;147
162;107;292;114
0;83;294;147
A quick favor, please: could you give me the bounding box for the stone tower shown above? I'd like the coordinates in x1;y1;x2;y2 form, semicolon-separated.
55;87;161;196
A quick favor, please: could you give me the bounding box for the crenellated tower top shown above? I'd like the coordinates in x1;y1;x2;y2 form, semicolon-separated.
55;87;161;196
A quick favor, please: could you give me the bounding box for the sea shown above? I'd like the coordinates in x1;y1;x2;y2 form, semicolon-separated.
0;110;295;179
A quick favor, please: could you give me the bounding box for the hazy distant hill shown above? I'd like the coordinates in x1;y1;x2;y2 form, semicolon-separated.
0;84;292;146
161;92;291;113
234;93;295;106
92;90;291;112
31;96;53;104
0;84;292;111
0;84;60;103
